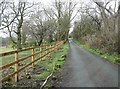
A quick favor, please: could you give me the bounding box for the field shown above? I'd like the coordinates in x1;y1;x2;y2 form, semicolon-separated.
1;48;39;65
0;47;14;53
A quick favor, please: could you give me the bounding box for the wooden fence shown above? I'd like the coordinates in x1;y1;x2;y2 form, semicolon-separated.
0;41;63;83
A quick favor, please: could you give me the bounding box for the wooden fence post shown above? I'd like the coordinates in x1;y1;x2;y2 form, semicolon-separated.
47;44;49;57
40;47;42;60
49;44;51;56
15;52;19;82
54;43;56;51
52;44;54;52
50;44;52;54
46;45;48;55
56;42;58;51
32;48;34;68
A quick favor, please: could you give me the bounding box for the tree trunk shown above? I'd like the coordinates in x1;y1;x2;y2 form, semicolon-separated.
17;30;22;50
17;18;23;50
38;39;43;46
118;3;120;54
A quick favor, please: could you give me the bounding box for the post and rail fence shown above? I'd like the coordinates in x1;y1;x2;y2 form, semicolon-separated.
0;41;64;83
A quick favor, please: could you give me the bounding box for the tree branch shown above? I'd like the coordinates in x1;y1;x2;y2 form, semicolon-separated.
94;2;113;16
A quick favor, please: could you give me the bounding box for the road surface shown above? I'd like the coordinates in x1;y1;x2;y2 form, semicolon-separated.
59;39;118;87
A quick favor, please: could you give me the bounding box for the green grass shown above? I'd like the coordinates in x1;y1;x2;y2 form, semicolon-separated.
1;50;31;65
74;40;120;63
34;43;68;79
38;72;50;79
0;47;14;53
1;43;68;67
0;47;46;65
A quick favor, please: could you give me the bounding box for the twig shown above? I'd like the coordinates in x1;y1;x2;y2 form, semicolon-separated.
40;73;53;89
40;65;55;89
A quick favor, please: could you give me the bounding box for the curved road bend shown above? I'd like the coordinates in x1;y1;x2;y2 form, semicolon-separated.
60;39;118;87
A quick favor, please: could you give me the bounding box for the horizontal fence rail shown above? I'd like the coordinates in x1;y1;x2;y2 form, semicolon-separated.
0;43;54;56
0;41;64;83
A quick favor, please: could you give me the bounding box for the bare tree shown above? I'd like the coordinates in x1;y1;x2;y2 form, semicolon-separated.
96;1;118;51
47;0;78;41
27;11;49;46
72;0;119;53
1;1;35;50
118;2;120;54
0;0;7;26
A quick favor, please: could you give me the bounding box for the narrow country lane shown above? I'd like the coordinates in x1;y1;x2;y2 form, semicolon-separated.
59;39;118;87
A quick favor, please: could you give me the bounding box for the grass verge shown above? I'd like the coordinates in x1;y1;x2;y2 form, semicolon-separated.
74;40;120;64
34;43;68;88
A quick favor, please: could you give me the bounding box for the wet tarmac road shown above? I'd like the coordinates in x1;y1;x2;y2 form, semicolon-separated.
60;39;118;87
